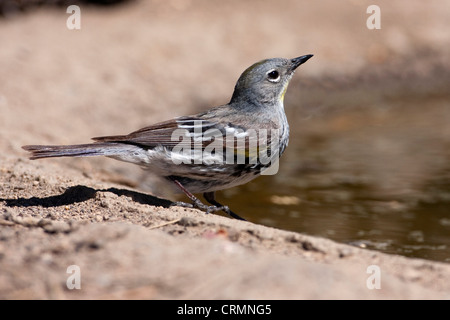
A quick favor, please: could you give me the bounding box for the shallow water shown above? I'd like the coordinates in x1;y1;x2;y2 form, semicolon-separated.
219;77;450;262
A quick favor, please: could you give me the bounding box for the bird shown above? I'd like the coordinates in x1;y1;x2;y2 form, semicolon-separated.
23;54;313;221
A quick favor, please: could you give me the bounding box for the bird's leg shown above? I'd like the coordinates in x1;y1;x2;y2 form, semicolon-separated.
170;179;246;220
170;179;207;210
203;191;246;221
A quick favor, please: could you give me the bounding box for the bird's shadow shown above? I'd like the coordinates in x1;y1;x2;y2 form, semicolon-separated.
2;185;173;209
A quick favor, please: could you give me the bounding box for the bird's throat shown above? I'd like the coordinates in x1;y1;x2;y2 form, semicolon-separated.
279;83;289;103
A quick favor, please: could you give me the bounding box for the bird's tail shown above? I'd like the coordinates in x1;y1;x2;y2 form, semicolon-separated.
22;143;128;160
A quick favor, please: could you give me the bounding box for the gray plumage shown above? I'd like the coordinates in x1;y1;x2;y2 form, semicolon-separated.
23;55;313;219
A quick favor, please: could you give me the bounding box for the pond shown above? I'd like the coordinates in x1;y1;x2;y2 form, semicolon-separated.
219;75;450;262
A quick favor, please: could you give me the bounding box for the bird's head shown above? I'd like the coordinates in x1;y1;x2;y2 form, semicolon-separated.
230;54;313;106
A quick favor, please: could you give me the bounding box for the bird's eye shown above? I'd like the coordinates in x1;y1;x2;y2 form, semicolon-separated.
267;70;280;82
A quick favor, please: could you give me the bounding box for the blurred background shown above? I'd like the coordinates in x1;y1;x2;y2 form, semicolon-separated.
1;0;449;261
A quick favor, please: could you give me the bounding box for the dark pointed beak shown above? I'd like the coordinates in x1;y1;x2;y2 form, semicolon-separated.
290;54;313;72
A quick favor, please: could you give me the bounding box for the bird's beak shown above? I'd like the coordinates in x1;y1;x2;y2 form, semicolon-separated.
289;54;313;72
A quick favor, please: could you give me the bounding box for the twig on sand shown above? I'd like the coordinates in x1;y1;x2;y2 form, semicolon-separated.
147;218;181;230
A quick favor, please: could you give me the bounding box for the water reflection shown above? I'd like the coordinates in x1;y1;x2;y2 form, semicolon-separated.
221;77;450;262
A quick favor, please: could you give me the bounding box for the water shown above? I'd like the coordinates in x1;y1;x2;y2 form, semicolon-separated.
218;76;450;262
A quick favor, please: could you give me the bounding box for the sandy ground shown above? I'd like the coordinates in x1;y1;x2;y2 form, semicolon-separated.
1;0;450;299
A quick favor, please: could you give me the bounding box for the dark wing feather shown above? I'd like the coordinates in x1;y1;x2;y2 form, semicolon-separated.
92;116;221;150
92;115;278;158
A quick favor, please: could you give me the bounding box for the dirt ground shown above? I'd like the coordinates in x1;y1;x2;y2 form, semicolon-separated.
1;0;449;299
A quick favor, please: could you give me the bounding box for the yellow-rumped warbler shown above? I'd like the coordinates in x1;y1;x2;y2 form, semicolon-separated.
23;55;313;220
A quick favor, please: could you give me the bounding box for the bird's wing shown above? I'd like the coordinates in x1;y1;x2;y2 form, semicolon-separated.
92;116;277;158
92;116;224;150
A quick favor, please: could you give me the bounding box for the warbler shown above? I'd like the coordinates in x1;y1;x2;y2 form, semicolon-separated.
23;54;313;220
